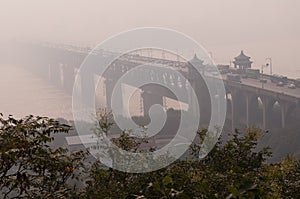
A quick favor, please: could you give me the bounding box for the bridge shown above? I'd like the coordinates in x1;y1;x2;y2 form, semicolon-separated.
2;42;300;131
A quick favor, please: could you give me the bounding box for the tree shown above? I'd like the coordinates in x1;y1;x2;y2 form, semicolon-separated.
2;112;300;198
81;113;275;198
261;155;300;198
0;114;86;198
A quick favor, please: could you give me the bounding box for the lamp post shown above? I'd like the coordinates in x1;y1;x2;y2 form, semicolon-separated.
266;57;272;75
261;64;268;89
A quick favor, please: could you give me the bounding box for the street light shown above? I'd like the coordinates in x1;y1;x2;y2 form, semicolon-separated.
261;64;268;89
266;57;272;75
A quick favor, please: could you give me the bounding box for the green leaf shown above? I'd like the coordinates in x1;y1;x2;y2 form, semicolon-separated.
227;185;239;197
163;175;173;185
152;182;161;191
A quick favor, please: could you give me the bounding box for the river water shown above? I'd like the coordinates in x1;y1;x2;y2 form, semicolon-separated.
0;65;148;120
0;65;73;120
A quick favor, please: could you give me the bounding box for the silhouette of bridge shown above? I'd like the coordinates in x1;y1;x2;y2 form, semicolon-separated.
3;42;300;131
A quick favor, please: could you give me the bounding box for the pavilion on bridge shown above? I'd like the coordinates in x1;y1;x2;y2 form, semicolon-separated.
233;50;252;69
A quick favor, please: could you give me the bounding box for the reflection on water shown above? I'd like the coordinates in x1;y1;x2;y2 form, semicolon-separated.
0;65;73;120
0;65;184;120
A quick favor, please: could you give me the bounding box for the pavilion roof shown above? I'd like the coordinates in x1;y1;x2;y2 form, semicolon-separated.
234;50;251;60
189;54;204;65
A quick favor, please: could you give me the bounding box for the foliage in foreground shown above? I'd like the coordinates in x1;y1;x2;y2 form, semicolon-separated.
0;113;300;198
0;114;86;198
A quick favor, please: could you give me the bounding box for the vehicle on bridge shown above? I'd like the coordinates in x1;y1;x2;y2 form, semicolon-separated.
271;74;288;84
277;81;284;87
293;79;300;88
288;83;296;89
226;74;242;83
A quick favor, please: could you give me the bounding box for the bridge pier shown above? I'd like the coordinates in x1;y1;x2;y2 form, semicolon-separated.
227;90;267;131
230;91;237;131
227;90;247;131
278;100;296;129
104;79;124;116
187;79;197;117
80;69;95;106
281;103;287;129
141;90;164;117
61;64;75;94
48;63;61;86
235;91;248;129
260;96;275;130
225;92;232;124
246;93;260;128
190;78;211;127
186;64;212;126
245;94;250;127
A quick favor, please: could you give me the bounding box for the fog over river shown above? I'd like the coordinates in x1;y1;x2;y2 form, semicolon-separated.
0;65;73;120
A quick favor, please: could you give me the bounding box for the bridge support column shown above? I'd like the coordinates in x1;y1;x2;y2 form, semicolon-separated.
141;91;164;117
230;92;236;132
188;79;197;117
104;79;124;116
59;64;64;88
281;104;287;129
48;63;61;86
62;64;75;94
248;95;263;128
246;94;250;128
260;96;275;130
104;79;114;110
230;90;247;131
80;69;95;106
279;101;295;129
245;93;258;128
190;77;211;127
225;90;237;132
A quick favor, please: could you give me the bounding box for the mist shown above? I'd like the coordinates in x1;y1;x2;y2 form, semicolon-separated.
0;0;299;76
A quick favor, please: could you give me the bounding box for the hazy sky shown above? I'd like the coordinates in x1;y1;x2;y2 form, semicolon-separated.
1;0;300;76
